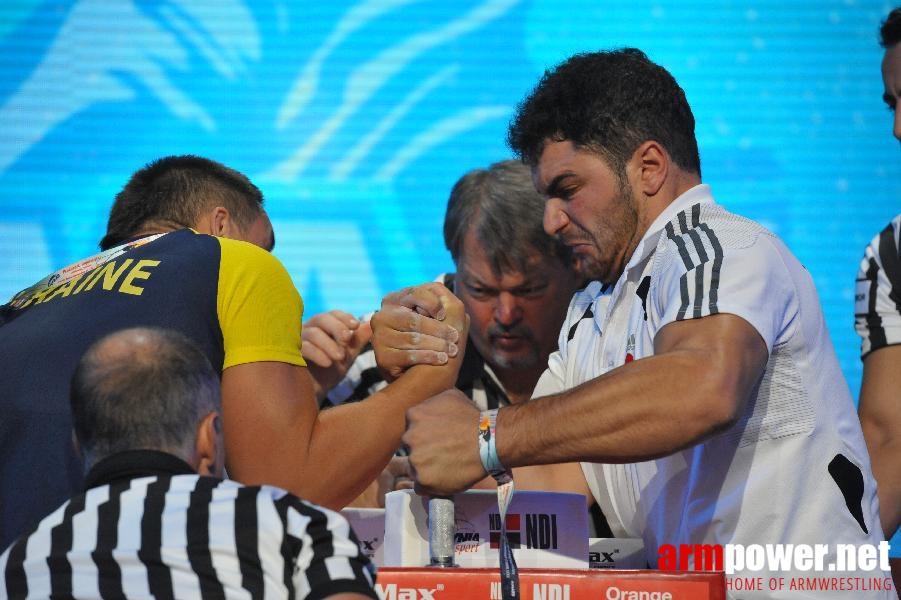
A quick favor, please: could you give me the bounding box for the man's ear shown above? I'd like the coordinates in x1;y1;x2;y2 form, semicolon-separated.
630;140;668;197
195;206;237;239
193;411;224;477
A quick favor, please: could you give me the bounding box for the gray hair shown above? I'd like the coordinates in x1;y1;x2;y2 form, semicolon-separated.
443;159;571;274
70;327;221;469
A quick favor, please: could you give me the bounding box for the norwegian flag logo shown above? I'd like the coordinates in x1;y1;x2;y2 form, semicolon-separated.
488;513;520;549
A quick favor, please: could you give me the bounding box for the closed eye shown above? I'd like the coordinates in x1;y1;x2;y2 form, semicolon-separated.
545;174;578;201
547;183;576;201
514;284;549;297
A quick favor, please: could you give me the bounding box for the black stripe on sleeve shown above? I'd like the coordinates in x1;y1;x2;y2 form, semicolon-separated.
878;221;901;313
139;477;174;600
691;257;706;319
666;220;694;321
665;222;695;271
684;228;710;265
186;477;225;600
677;272;691;321
234;486;264;600
273;496;307;600
669;206;724;321
683;207;714;318
277;497;377;600
4;525;36;598
865;256;887;350
677;209;689;234
698;222;723;316
92;479;131;599
47;493;86;597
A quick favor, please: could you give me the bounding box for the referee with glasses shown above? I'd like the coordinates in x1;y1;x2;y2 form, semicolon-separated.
0;327;377;600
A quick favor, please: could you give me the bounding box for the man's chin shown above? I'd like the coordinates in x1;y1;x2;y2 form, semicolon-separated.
487;349;539;371
574;255;607;282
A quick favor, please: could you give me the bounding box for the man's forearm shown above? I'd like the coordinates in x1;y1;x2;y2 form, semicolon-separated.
496;315;768;468
307;364;460;508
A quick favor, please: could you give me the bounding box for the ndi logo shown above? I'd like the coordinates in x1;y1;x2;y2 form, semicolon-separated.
488;513;558;550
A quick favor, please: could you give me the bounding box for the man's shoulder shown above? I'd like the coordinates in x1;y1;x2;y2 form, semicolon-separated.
862;212;901;256
662;202;773;250
215;236;299;297
652;202;784;280
216;235;285;267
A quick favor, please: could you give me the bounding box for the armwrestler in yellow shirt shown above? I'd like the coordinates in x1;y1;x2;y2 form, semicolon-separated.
0;155;466;550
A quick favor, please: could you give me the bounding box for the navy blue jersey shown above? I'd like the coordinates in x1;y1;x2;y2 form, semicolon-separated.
0;229;305;549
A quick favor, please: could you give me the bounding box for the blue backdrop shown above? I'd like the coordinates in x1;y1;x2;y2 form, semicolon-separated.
2;0;899;532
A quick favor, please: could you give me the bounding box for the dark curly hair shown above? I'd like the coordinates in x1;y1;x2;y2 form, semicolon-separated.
880;7;901;48
507;48;701;180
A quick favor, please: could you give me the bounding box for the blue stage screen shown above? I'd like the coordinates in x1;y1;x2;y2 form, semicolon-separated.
1;2;898;424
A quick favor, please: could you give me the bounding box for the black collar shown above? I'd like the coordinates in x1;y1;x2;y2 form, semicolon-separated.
84;450;196;490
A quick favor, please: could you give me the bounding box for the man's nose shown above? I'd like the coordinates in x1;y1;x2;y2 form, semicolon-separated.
544;198;570;236
494;292;522;326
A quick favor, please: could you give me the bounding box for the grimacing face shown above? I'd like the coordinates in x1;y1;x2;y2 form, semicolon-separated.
882;42;901;142
454;228;578;373
534;140;641;285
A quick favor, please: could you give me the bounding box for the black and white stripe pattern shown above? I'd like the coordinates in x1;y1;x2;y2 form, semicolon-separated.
0;475;377;599
324;273;510;413
324;342;509;412
856;214;901;357
664;203;724;321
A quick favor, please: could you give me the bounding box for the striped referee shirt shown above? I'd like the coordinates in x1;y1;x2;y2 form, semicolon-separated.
323;274;509;412
855;212;901;357
1;450;377;600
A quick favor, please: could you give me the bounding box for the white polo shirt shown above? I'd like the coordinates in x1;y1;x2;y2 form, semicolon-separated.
534;185;892;597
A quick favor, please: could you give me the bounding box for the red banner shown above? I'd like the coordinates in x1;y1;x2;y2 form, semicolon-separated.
375;568;726;599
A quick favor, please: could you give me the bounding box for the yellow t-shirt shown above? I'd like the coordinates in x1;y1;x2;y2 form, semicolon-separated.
216;236;307;370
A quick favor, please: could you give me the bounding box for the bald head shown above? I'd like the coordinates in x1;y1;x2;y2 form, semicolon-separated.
71;327;221;470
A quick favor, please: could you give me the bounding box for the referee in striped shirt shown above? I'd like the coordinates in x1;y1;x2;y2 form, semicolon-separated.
0;326;377;600
855;9;901;577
